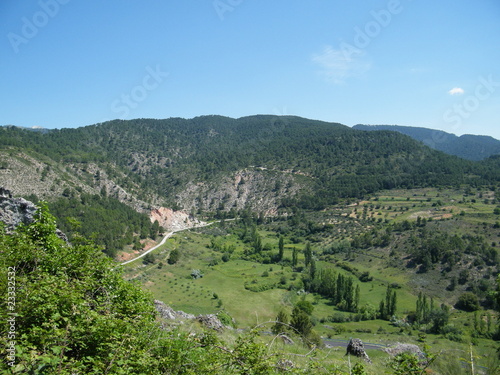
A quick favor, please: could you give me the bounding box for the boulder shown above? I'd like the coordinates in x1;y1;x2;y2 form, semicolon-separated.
196;314;225;332
0;188;37;231
383;343;425;359
0;188;69;242
154;300;195;321
345;338;372;363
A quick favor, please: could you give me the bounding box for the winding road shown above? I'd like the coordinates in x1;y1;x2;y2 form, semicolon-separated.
120;221;216;265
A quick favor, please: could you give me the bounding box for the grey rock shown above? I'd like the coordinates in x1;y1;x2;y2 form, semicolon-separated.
196;314;225;332
384;343;425;359
346;338;372;363
0;188;69;243
278;334;294;345
0;188;37;231
154;300;195;321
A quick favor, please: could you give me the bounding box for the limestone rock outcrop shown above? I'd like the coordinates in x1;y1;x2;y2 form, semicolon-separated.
0;187;37;231
346;338;372;363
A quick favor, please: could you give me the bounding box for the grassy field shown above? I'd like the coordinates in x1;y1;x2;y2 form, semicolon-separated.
121;187;499;372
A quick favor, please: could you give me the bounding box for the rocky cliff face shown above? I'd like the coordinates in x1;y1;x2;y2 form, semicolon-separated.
0;187;68;242
0;187;37;231
149;207;203;231
0;150;156;214
176;168;303;215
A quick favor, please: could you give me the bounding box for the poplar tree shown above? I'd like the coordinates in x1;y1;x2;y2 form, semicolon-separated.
304;242;312;267
278;235;284;261
292;247;298;268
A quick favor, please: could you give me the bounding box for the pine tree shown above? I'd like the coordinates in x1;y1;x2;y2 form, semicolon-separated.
390;290;397;317
309;258;316;280
379;300;386;319
272;310;289;335
290;306;312;337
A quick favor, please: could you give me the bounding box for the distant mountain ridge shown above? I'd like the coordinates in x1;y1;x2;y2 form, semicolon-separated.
1;115;499;216
1;125;51;134
2;115;500;253
353;124;500;161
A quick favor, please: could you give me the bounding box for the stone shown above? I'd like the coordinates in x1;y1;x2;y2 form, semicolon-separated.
0;188;37;231
383;342;425;359
345;338;372;363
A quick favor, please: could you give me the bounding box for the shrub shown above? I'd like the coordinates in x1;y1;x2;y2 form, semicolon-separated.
168;248;180;264
455;292;480;312
191;269;204;279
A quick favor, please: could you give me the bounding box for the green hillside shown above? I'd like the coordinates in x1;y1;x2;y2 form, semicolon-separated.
353;124;500;161
1;116;500;373
2;115;500;254
2;116;496;207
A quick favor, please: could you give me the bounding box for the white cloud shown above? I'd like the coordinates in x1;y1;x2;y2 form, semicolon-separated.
448;87;465;95
312;45;370;84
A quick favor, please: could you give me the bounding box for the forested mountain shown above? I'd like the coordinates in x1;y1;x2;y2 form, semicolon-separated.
1;115;500;251
2;116;497;206
1;117;500;372
353;124;500;161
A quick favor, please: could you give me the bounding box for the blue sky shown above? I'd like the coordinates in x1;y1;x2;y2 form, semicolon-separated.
1;1;500;139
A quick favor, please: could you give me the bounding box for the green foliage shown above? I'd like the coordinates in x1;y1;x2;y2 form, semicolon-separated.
272;310;289;335
380;285;398;320
216;310;234;328
351;362;368;375
455;292;480;312
308;267;358;313
278;235;284;262
388;352;424;375
295;299;314;315
290;306;313;337
168;248;180;264
143;252;156;264
0;204;158;373
50;193;155;257
191;269;204;279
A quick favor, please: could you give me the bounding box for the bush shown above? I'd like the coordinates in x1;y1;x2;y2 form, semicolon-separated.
168;248;180;264
191;269;204;279
217;310;234;328
455;292;480;312
143;252;155;264
358;271;373;282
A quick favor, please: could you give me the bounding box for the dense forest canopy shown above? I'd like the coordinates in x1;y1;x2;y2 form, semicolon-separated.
2;116;498;207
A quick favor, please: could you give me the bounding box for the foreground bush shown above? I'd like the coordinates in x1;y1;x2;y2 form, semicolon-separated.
0;204;343;374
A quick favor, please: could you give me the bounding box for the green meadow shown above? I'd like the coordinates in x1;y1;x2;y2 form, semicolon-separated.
121;187;499;370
